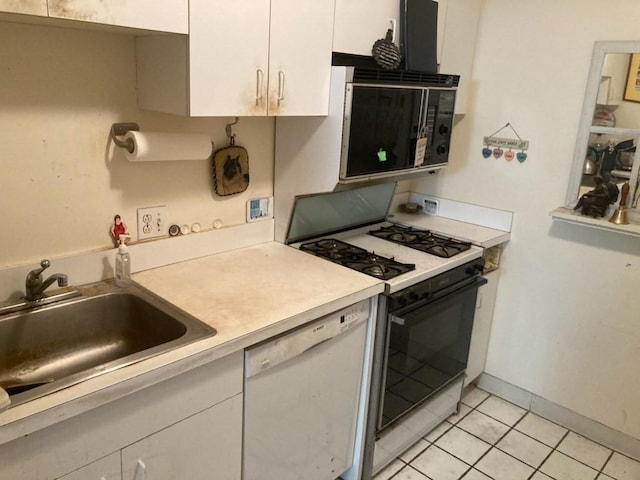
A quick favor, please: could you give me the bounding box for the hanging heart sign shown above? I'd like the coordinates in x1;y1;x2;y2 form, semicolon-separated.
482;147;492;158
517;152;528;162
492;148;504;159
504;150;515;161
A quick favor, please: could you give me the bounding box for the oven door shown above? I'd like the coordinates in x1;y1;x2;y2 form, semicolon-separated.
379;277;487;431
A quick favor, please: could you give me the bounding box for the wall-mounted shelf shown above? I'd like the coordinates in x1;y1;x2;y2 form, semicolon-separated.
550;206;640;238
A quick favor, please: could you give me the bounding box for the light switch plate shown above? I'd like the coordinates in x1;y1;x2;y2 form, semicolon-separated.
247;196;273;222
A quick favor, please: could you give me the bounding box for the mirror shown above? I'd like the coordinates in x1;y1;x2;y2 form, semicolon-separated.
568;42;640;213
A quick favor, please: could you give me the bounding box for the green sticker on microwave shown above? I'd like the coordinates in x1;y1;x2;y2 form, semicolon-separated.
377;148;387;162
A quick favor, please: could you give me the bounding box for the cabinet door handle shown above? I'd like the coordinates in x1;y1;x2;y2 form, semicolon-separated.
277;70;285;105
134;459;146;480
256;69;264;105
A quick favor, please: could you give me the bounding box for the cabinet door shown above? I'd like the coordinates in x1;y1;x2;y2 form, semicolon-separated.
438;0;481;114
268;0;335;116
465;270;500;387
333;0;399;56
57;453;121;480
0;0;46;15
189;0;270;117
121;394;243;480
48;0;188;33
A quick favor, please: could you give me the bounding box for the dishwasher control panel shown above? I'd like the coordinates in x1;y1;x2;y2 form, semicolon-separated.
339;299;370;331
245;299;370;377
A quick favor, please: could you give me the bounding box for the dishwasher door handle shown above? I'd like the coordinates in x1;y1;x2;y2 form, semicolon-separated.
245;317;367;379
302;336;333;354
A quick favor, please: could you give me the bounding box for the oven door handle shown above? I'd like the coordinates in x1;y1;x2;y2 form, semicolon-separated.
390;314;405;326
390;276;488;318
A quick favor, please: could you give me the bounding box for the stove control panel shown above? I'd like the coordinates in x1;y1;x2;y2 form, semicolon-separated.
387;257;485;311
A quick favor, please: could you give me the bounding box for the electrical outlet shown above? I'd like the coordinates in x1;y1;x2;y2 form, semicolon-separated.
137;206;167;240
423;198;439;216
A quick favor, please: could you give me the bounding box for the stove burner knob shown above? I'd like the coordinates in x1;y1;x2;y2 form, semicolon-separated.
409;292;419;301
466;264;484;275
397;295;408;306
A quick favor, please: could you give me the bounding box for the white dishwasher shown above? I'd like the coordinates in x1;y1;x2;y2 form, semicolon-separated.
243;299;370;480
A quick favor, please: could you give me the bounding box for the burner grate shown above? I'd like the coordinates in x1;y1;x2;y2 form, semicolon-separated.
300;238;415;280
368;225;471;258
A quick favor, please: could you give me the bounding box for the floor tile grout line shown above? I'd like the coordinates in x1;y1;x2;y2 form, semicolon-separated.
526;429;570;480
391;388;630;480
471;387;635;472
599;450;615;477
423;392;548;479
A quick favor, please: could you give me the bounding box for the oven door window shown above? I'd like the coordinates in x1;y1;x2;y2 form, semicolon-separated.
380;282;481;429
345;85;424;177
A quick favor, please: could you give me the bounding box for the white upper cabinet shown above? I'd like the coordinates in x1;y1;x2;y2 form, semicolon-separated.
48;0;187;33
333;0;446;63
0;0;46;16
333;0;400;56
334;0;481;115
267;0;335;116
438;0;482;114
137;0;335;117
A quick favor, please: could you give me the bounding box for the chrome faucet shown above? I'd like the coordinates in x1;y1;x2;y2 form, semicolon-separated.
25;259;68;301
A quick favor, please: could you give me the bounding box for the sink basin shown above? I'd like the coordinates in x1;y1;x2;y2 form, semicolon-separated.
0;282;216;408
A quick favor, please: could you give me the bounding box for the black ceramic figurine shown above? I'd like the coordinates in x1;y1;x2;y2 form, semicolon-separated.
574;175;610;217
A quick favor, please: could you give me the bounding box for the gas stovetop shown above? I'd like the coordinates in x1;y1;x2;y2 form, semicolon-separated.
299;238;415;280
368;224;471;258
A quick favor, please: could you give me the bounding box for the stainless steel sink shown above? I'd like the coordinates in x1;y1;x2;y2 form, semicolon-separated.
0;281;216;408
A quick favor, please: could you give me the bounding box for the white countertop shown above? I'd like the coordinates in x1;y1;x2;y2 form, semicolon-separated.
0;210;510;445
0;242;383;445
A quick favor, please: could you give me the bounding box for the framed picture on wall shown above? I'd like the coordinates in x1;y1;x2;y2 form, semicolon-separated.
624;53;640;102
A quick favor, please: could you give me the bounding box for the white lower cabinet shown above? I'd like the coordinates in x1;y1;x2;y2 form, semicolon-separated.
465;269;500;387
0;351;243;480
57;452;122;480
121;393;242;480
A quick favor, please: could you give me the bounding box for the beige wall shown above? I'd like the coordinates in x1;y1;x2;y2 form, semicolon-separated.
0;21;274;268
411;0;640;439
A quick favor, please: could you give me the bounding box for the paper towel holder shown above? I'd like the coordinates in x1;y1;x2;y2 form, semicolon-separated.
111;123;140;153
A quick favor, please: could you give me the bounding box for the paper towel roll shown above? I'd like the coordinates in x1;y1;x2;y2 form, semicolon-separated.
123;131;212;162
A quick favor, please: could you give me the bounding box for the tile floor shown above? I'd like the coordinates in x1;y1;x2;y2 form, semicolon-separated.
374;387;640;480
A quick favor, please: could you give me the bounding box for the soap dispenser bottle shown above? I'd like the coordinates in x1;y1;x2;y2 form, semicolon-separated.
115;235;131;287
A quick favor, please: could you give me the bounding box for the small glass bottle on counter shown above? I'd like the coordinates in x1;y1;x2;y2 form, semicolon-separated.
115;235;131;287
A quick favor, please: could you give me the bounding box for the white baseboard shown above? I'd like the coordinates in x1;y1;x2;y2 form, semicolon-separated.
476;373;640;460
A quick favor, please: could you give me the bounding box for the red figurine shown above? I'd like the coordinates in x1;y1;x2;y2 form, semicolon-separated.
111;214;128;247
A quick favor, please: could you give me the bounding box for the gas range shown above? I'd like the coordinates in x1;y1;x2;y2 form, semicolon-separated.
295;222;483;293
285;183;483;292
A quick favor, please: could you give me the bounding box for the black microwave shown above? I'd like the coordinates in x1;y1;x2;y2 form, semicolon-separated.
338;67;459;183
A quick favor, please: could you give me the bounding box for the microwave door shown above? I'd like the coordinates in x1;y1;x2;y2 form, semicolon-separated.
342;85;423;179
413;89;429;167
